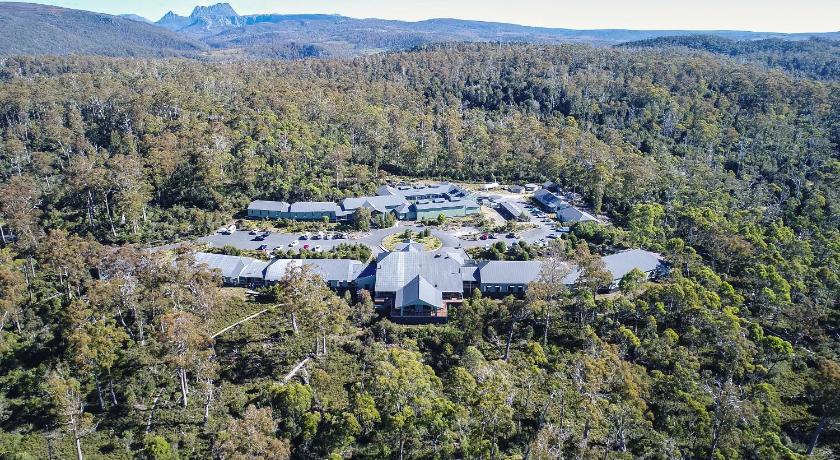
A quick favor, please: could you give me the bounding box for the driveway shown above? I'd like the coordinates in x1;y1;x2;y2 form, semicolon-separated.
197;202;566;256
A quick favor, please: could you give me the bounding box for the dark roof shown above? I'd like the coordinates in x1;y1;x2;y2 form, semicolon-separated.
533;189;564;208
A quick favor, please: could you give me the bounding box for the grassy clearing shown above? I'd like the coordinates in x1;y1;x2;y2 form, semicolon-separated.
382;231;442;251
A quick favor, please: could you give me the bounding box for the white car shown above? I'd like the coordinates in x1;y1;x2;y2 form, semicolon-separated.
289;241;299;247
314;245;322;251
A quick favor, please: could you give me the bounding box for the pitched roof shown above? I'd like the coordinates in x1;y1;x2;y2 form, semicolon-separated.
240;259;271;279
341;195;408;213
461;265;479;282
395;241;425;252
377;182;465;198
289;201;339;213
478;261;543;285
193;252;251;279
375;251;463;294
412;198;477;211
263;258;363;283
248;200;290;212
533;189;564;209
563;249;664;284
500;201;525;218
602;249;663;280
395;275;443;309
556;206;598;223
395;202;412;214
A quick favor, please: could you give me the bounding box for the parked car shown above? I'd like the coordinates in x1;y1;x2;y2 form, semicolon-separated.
323;233;332;240
488;234;497;239
303;244;310;250
334;233;345;239
506;232;516;238
314;245;322;251
257;244;268;250
300;233;310;240
262;231;271;237
253;235;265;241
289;241;299;247
249;230;258;235
480;234;489;240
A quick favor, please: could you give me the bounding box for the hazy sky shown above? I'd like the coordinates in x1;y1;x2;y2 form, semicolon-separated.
37;0;840;33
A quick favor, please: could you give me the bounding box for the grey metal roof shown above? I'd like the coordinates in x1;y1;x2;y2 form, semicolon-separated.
412;198;477;211
194;252;251;279
500;201;525;218
248;200;290;212
240;259;271;279
478;261;543;285
342;195;407;213
395;275;442;308
461;265;479;282
440;250;466;265
557;206;598;223
263;258;363;283
395;241;425;252
563;249;663;284
375;251;463;294
533;189;564;209
377;182;465;198
602;249;663;281
289;202;339;213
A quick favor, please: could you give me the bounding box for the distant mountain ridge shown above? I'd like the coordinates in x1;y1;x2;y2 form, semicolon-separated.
156;2;243;35
0;2;205;57
0;2;837;60
118;13;151;23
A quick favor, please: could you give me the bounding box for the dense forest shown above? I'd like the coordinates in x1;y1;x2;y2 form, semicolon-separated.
0;42;838;458
620;35;840;81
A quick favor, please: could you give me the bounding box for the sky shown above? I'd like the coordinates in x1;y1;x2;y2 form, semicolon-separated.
35;0;840;33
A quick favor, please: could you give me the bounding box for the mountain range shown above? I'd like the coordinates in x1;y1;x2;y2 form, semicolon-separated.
0;2;838;60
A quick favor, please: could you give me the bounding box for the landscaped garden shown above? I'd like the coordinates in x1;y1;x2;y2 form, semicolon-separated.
381;229;443;251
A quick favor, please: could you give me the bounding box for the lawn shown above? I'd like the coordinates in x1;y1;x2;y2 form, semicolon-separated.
382;231;442;251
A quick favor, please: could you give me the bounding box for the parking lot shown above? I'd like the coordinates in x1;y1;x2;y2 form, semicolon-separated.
197;192;567;256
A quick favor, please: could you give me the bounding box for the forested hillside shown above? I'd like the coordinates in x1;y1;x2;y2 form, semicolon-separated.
0;3;206;57
620;35;840;81
0;43;838;458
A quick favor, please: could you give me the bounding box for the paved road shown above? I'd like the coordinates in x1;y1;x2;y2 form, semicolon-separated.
197;195;565;255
